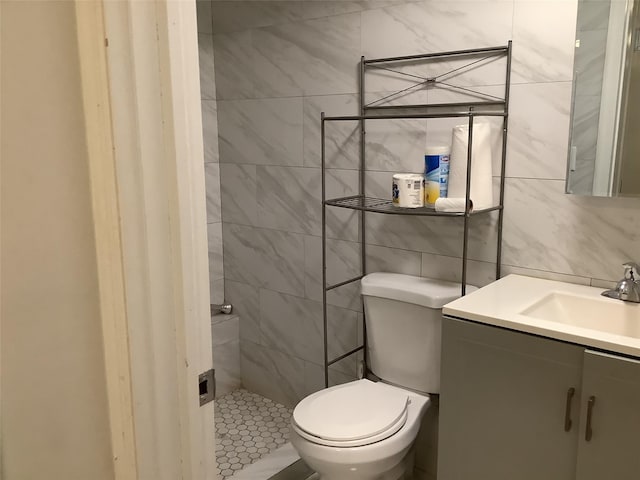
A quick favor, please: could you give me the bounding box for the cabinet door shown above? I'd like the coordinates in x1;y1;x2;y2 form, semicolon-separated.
576;350;640;480
438;318;584;480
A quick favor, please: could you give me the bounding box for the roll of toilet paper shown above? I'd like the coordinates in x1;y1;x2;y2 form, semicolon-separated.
448;123;494;210
392;173;424;208
434;197;473;213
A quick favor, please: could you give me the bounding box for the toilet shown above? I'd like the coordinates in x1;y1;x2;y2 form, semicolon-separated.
290;272;476;480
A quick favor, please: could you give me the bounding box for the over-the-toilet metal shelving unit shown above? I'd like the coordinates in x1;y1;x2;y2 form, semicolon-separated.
321;42;512;387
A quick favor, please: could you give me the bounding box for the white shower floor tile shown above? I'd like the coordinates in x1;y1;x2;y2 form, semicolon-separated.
215;389;292;479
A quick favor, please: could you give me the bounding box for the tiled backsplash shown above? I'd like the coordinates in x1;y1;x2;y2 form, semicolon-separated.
198;0;640;410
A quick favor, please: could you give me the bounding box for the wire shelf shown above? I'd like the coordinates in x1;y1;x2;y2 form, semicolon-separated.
324;195;502;217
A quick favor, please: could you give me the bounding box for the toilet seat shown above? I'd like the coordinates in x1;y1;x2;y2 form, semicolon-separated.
292;379;409;447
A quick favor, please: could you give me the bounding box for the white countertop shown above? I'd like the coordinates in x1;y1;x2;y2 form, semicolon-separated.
443;274;640;358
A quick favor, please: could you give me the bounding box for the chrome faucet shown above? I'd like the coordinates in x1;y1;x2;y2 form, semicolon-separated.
602;262;640;303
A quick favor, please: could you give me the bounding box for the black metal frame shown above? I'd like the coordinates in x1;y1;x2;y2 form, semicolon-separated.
321;43;512;387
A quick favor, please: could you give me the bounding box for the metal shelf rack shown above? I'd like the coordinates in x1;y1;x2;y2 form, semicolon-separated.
321;42;512;387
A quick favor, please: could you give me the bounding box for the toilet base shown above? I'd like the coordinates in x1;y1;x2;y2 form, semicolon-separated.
309;444;416;480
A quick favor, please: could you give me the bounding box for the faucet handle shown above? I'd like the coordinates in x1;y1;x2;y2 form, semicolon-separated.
623;262;640;281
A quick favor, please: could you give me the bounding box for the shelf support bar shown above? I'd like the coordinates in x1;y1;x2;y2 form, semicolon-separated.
326;276;363;291
321;111;329;389
328;345;365;367
462;113;474;297
359;55;368;384
496;40;512;280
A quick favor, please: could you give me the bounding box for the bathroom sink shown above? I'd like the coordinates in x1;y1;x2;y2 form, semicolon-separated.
520;291;640;339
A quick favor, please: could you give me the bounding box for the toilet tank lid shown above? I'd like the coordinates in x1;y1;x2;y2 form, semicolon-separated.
361;273;477;309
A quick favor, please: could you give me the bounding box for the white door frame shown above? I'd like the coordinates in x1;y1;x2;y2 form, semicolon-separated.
75;1;214;479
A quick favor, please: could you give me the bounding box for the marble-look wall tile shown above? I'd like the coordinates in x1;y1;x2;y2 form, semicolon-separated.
365;213;462;257
223;223;306;296
365;206;499;262
211;278;225;305
325;168;360;242
303;94;359;169
211;0;407;35
219;163;257;226
214;340;242;396
362;2;513;58
198;34;216;100
364;118;428;173
225;280;261;344
196;0;213;34
218;98;303;166
213;30;255;99
303;361;358;398
197;3;224;320
211;315;241;396
205;163;222;223
299;0;409;23
212;1;302;34
211;312;237;327
362;2;513;91
252;13;360;97
364;170;398;198
502;178;640;281
257;166;320;235
421;252;498;288
507;82;572;180
208;221;225;284
512;1;578;83
211;314;240;347
259;289;359;370
202;100;219;163
240;340;307;407
366;244;422;276
229;164;359;239
303;235;362;311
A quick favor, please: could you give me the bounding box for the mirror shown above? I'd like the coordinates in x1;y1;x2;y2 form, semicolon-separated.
567;0;639;197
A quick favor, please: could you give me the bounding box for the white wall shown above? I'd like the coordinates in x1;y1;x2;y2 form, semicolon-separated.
1;2;114;478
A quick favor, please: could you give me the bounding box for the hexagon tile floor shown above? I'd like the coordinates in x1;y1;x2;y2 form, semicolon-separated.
215;389;292;479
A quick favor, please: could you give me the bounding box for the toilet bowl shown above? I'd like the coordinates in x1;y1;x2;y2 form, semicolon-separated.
290;379;430;480
290;273;473;480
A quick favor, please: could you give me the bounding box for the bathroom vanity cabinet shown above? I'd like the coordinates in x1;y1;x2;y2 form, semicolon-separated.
438;317;640;480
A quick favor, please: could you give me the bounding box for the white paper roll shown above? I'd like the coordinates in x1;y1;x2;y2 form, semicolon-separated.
448;123;494;210
434;197;473;213
392;173;424;208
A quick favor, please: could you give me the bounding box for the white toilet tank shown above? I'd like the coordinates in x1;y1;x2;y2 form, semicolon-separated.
361;273;476;394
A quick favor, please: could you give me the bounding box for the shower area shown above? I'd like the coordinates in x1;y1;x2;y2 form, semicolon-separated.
197;2;363;478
